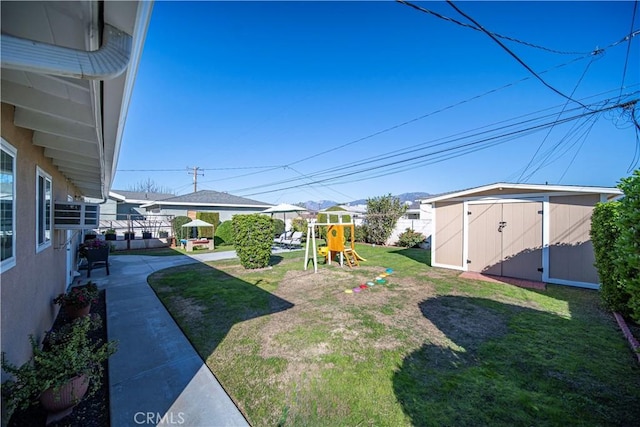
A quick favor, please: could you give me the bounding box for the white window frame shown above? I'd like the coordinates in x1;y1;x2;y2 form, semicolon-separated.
36;166;53;252
1;138;17;271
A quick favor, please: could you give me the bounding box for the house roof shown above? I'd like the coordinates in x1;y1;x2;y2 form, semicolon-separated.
140;190;273;209
109;190;175;203
0;1;153;199
420;182;622;203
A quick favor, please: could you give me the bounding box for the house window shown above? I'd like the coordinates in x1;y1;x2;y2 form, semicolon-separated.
36;167;52;251
1;138;16;271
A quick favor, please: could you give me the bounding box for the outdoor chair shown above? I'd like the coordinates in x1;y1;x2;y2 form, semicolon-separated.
274;231;293;246
85;247;109;278
282;231;303;249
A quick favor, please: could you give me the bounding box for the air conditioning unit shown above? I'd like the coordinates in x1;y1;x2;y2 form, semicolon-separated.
54;202;100;229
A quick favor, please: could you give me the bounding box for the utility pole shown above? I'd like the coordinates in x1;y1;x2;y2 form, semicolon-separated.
187;166;204;192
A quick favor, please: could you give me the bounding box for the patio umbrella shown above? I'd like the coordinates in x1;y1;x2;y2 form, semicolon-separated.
262;203;308;231
181;219;214;239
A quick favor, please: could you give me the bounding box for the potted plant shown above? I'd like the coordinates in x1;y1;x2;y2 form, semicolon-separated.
53;282;99;319
103;229;116;241
158;230;169;238
1;316;118;420
124;231;135;240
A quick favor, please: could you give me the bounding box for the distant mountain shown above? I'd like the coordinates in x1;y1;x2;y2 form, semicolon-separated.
347;192;431;206
299;192;431;211
300;200;339;211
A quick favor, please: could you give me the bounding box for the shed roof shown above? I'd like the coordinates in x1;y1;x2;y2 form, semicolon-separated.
140;190;273;209
420;182;622;203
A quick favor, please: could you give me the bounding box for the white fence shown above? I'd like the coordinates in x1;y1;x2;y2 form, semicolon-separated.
386;218;432;247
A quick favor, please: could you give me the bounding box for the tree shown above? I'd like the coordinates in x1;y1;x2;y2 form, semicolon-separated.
365;194;407;245
127;178;174;194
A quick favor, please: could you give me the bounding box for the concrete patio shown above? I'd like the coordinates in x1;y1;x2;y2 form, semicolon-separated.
87;250;250;426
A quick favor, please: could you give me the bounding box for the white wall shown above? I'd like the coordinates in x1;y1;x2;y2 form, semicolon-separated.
386;218;432;247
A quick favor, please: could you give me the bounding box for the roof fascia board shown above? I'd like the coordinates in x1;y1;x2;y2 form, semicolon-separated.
421;183;622;203
107;0;154;197
140;201;271;209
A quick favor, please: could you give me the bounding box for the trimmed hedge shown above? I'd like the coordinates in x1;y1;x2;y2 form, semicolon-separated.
232;214;274;269
273;219;285;236
591;201;627;313
215;220;234;246
591;170;640;321
616;171;640;321
172;216;191;240
196;212;219;238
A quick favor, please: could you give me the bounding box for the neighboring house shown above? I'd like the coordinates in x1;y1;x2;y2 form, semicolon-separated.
140;190;273;222
422;182;622;288
1;1;152;375
103;190;175;220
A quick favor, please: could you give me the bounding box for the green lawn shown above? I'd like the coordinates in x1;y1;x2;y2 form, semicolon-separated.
148;244;640;426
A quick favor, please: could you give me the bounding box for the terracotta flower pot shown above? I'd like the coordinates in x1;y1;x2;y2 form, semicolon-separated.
64;304;91;319
40;374;89;423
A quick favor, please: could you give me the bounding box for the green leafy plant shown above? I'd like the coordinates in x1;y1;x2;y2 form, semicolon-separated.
215;220;235;246
1;315;117;414
615;170;640;321
291;217;308;234
354;225;368;242
591;201;628;313
103;229;115;235
365;194;407;245
232;214;274;269
196;212;219;238
397;228;426;248
53;282;99;309
272;219;285;237
172;216;191;240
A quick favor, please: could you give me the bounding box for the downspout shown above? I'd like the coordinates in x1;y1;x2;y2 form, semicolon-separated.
1;18;134;202
0;24;132;80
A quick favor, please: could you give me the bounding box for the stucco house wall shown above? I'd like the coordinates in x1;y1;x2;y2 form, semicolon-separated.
1;103;83;370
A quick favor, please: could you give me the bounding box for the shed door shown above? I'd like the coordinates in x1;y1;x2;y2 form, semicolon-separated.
467;203;502;276
468;202;542;281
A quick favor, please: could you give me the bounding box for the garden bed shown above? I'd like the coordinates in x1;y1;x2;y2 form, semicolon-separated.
7;290;110;427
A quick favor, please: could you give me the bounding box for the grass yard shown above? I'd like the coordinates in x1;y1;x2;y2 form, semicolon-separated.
149;244;640;426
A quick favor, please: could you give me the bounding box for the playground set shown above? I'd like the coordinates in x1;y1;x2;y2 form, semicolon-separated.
304;212;367;273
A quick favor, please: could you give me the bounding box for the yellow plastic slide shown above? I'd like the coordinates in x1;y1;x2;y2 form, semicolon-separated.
352;250;367;262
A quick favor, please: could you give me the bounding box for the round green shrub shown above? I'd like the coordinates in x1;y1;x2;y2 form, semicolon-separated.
232;214;274;269
215;220;235;245
397;228;426;248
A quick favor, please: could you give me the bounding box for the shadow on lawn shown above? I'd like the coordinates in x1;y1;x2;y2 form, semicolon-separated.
393;295;640;426
390;247;431;266
151;262;294;358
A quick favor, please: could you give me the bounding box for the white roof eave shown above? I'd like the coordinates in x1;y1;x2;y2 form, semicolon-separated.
420;182;623;204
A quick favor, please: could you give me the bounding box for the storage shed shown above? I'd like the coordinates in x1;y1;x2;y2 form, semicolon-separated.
421;183;622;289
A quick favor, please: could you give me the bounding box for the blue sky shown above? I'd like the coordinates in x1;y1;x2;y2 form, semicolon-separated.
113;1;640;204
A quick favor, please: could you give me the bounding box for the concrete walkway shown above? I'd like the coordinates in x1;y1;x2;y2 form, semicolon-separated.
87;250;250;427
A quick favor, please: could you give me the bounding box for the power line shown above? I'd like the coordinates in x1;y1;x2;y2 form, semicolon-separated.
516;54;600;182
445;0;589;108
236;91;636;194
619;0;638;101
396;0;590;55
235;101;631;198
